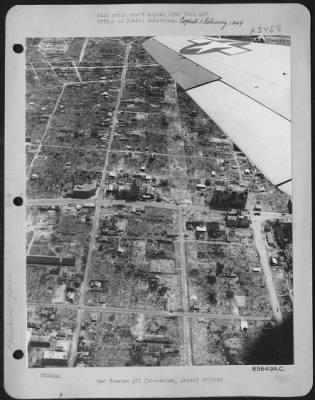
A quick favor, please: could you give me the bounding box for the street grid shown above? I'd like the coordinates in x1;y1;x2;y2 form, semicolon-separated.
26;37;292;367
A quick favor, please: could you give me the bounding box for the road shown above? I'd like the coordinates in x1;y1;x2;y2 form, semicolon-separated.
28;302;271;321
27;84;66;177
233;151;243;184
67;44;132;367
178;206;193;365
27;64;159;71
28;144;234;161
72;60;82;83
183;239;243;246
78;38;89;63
26;231;36;255
250;211;286;323
68;308;82;367
255;211;292;220
26;198;177;209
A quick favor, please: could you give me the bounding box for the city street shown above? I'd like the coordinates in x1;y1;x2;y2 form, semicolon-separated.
24;36;293;368
250;211;291;323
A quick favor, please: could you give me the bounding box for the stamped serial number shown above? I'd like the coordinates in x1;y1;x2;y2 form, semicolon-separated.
252;366;285;372
250;25;281;35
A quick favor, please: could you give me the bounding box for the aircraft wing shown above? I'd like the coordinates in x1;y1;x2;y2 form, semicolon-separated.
143;36;292;196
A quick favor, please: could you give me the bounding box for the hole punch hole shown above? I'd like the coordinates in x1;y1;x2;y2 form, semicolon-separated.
13;349;24;360
13;196;23;206
13;44;24;54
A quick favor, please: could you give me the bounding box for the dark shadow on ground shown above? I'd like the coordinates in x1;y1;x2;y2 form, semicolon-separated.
245;314;293;364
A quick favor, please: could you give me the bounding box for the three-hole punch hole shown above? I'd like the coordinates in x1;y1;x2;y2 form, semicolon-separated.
13;349;24;360
11;39;26;361
13;44;24;54
11;199;24;360
12;48;24;204
13;196;23;206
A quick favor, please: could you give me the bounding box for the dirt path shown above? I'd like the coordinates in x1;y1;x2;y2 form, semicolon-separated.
78;38;89;63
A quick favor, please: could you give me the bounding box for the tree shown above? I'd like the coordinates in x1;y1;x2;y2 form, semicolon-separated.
208;275;216;285
216;261;224;275
189;268;199;278
226;289;234;299
161;114;169;128
287;199;292;214
155;192;162;202
208;285;217;304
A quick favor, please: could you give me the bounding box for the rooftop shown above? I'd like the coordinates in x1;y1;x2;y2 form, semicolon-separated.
74;180;97;192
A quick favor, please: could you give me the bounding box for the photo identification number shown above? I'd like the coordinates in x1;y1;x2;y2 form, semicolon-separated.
252;366;285;372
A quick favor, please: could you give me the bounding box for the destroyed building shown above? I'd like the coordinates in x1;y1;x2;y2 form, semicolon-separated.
211;186;248;210
41;350;68;367
72;180;97;199
226;209;250;228
273;221;292;248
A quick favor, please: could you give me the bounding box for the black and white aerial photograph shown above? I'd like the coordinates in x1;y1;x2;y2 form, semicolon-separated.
25;35;293;368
